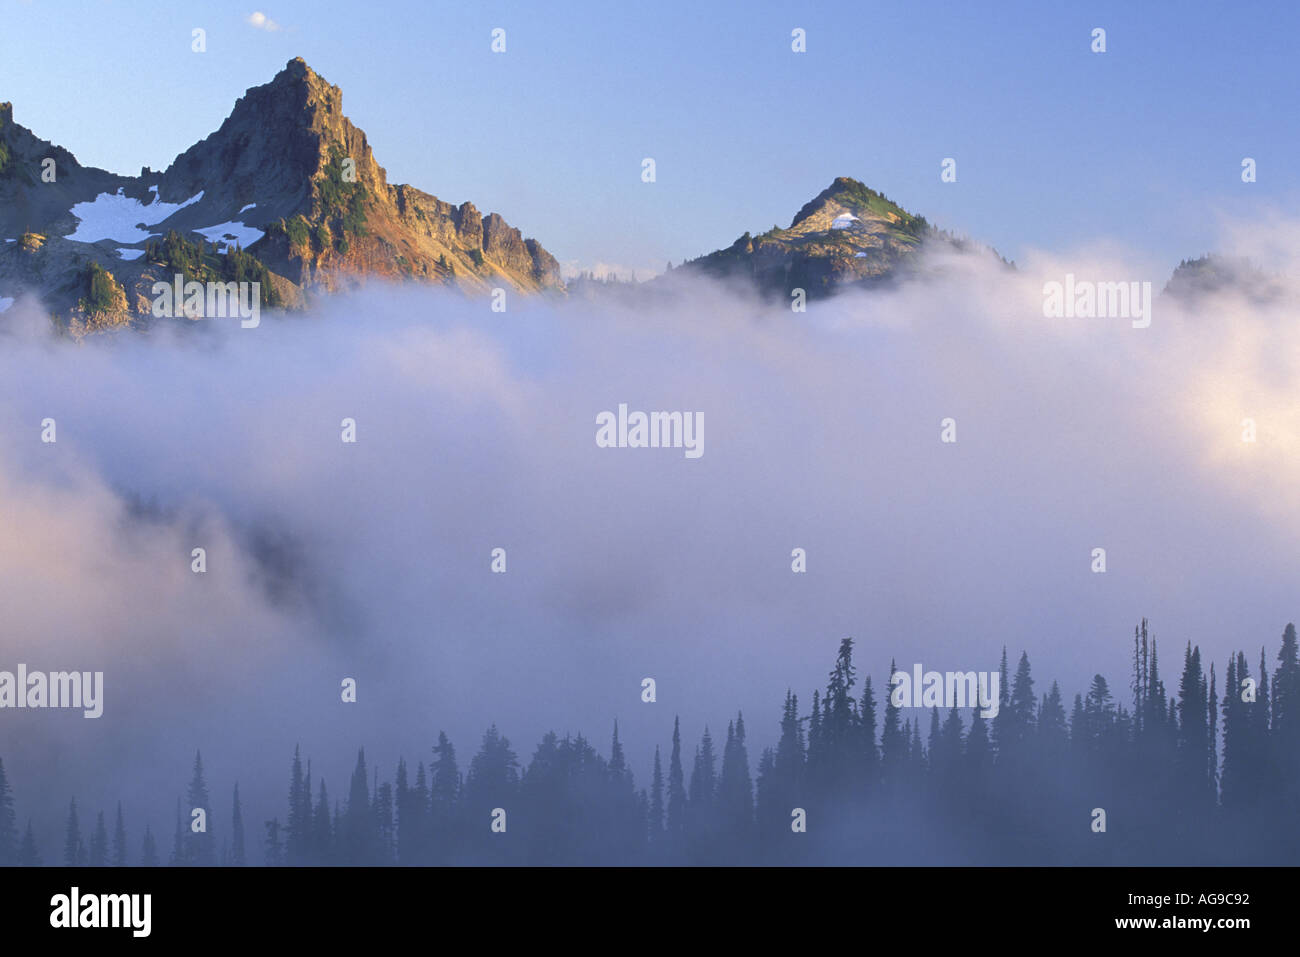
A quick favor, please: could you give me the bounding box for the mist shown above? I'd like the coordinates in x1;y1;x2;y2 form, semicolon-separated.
1;225;1297;858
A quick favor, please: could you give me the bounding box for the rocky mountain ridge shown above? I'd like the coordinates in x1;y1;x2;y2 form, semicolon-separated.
0;58;562;331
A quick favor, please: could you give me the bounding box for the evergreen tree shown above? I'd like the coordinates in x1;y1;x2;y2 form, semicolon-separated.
1084;675;1115;752
1007;651;1037;750
606;721;639;860
1176;644;1211;802
1208;663;1218;796
1146;634;1167;736
991;646;1010;756
63;797;83;866
932;705;965;789
1275;623;1300;739
686;726;718;862
666;716;687;843
1221;653;1244;808
688;727;716;806
773;690;805;805
140;825;158;866
394;758;412;863
805;689;824;791
464;726;520;860
1038;681;1068;750
430;731;459;861
880;659;907;784
19;820;40;866
0;757;16;866
717;712;754;852
185;751;215;865
754;748;776;830
170;797;184;866
1274;624;1300;829
343;748;375;864
908;717;925;780
1257;647;1271;743
230;784;246;866
860;677;878;785
648;745;664;841
313;780;332;865
966;708;991;790
607;723;635;799
374;780;395;864
286;744;307;864
822;638;860;790
111;803;127;867
88;810;108;866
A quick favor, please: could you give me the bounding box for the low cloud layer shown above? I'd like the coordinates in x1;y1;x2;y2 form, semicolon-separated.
1;226;1297;854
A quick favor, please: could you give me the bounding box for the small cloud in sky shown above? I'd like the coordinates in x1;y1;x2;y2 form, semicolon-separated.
247;12;281;32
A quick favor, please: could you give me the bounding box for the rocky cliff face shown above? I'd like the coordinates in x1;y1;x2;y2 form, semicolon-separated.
0;58;562;330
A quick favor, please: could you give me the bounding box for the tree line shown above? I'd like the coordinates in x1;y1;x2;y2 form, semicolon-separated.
1;619;1297;865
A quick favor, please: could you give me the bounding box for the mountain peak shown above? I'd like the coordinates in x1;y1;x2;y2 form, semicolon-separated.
282;56;312;76
790;176;908;230
266;57;334;100
0;60;563;328
678;175;933;297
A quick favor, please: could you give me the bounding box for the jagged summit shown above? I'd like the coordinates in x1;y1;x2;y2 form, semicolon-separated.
0;58;562;330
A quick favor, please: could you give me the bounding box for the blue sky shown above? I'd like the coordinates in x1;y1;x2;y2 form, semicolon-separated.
2;0;1296;276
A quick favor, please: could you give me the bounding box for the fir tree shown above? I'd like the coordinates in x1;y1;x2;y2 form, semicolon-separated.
230;784;246;866
860;677;878;785
170;797;184;866
666;716;687;842
287;745;307;864
343;748;374;864
63;798;83;866
111;802;127;867
717;712;754;850
140;825;158;866
313;780;332;865
185;751;215;865
88;810;108;866
19;820;40;866
0;757;16;865
648;745;664;841
880;659;907;783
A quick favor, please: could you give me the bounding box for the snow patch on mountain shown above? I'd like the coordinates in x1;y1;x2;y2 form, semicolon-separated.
193;221;265;254
65;188;204;243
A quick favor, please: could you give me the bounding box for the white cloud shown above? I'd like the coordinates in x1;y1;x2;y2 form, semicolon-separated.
246;11;280;32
